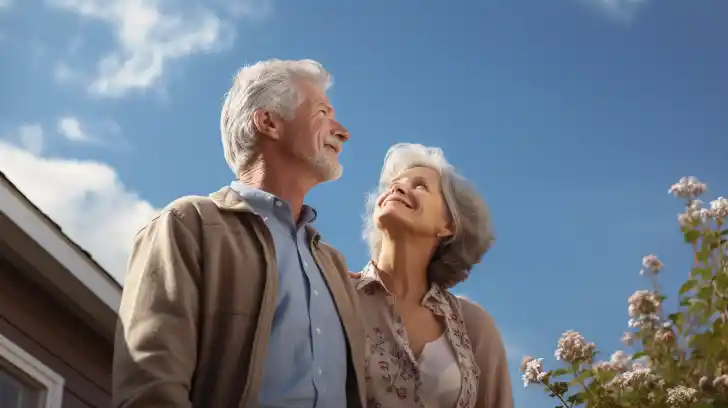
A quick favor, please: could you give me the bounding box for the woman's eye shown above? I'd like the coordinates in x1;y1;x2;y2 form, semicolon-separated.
415;183;428;190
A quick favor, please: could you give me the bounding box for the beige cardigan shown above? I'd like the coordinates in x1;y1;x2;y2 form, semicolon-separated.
459;297;515;408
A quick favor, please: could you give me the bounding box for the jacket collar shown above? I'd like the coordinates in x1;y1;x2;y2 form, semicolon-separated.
209;185;322;242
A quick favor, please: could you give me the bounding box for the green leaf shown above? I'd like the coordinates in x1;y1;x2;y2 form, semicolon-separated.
631;351;647;360
571;369;594;386
680;279;698;295
550;368;570;378
691;266;713;281
720;229;728;236
697;247;712;262
684;229;700;244
668;312;683;329
698;285;713;302
567;392;586;405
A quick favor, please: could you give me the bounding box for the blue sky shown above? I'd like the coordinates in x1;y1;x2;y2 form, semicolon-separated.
1;0;727;405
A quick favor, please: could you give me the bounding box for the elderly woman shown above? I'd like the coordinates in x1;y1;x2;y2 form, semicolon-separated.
351;143;513;408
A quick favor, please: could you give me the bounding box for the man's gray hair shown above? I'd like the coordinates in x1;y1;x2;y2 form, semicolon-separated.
363;143;494;288
220;59;333;176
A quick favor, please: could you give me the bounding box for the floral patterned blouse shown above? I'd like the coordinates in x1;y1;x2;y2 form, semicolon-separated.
353;262;481;408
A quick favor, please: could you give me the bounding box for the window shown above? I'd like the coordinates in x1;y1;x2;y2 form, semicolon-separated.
0;334;64;408
1;365;42;408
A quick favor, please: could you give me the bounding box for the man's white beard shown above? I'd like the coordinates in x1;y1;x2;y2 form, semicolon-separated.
307;153;343;182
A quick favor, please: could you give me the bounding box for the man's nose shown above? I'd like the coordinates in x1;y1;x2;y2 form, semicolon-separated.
331;121;349;143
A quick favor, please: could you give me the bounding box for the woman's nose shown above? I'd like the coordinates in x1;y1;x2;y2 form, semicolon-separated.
392;184;406;195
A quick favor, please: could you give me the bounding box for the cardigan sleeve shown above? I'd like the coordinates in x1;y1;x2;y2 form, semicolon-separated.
458;297;514;408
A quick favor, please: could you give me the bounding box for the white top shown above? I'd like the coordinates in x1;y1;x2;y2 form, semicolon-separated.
418;333;463;408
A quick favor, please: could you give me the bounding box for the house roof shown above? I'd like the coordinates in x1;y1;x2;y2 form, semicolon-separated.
0;170;121;340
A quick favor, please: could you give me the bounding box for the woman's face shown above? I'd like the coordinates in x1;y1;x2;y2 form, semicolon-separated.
374;166;453;239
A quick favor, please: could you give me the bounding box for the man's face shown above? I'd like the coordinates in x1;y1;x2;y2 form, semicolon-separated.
279;80;349;182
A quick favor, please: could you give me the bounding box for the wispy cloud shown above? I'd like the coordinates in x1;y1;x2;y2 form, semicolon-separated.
55;115;127;149
57;116;89;142
47;0;273;97
581;0;649;23
0;124;156;282
0;0;11;10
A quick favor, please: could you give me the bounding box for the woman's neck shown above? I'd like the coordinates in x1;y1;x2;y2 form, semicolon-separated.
375;235;438;304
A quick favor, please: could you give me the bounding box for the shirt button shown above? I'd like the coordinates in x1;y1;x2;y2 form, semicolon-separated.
303;260;308;267
318;368;323;376
313;289;319;296
315;327;321;335
275;200;282;207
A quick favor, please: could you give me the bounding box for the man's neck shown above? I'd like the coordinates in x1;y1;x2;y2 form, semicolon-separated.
239;157;316;222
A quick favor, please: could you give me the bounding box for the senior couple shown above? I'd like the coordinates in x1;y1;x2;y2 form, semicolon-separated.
112;59;513;408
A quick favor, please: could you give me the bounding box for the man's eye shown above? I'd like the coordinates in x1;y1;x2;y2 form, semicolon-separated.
318;109;328;115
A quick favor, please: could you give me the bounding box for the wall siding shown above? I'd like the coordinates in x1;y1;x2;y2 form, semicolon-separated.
0;257;113;408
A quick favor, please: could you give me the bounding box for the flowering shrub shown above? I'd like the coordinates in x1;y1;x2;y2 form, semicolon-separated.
521;177;728;408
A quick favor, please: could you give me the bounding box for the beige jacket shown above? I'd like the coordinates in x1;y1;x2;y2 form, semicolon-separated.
112;186;366;408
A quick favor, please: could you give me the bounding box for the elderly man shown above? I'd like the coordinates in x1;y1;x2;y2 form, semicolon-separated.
112;59;365;408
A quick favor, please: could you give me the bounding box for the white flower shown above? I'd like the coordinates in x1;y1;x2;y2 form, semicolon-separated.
669;176;707;199
629;313;660;329
632;355;652;370
610;350;629;365
521;358;546;387
709;196;728;219
666;385;698;408
555;330;596;363
608;366;657;392
678;199;710;226
628;290;661;317
640;254;664;275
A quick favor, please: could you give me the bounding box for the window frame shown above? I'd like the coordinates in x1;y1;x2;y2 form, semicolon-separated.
0;333;64;408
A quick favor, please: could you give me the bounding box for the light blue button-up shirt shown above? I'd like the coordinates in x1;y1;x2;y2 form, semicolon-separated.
230;182;348;408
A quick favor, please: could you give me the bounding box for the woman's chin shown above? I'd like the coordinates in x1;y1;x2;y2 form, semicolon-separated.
375;211;415;234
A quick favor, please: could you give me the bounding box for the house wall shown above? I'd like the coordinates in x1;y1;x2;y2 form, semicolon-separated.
0;256;113;408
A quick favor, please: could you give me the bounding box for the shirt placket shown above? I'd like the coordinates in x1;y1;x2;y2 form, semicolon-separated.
385;292;426;406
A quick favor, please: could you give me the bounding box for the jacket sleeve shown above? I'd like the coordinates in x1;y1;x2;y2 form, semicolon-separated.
112;208;202;408
459;298;515;408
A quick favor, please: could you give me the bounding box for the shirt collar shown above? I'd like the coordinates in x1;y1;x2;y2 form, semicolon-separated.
357;261;450;307
229;181;317;225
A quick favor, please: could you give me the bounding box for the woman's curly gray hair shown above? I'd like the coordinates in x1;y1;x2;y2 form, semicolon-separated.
363;143;494;288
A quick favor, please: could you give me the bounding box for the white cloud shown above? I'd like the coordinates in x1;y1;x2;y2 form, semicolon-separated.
16;124;45;156
57;116;89;142
55;115;128;149
47;0;271;97
583;0;648;22
0;127;157;282
0;0;11;10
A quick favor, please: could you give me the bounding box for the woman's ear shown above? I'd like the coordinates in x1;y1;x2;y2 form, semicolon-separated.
436;227;454;239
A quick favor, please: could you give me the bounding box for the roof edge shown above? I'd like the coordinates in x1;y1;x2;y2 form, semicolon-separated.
0;172;121;312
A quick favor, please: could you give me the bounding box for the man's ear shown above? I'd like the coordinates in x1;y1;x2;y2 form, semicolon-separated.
252;109;282;140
